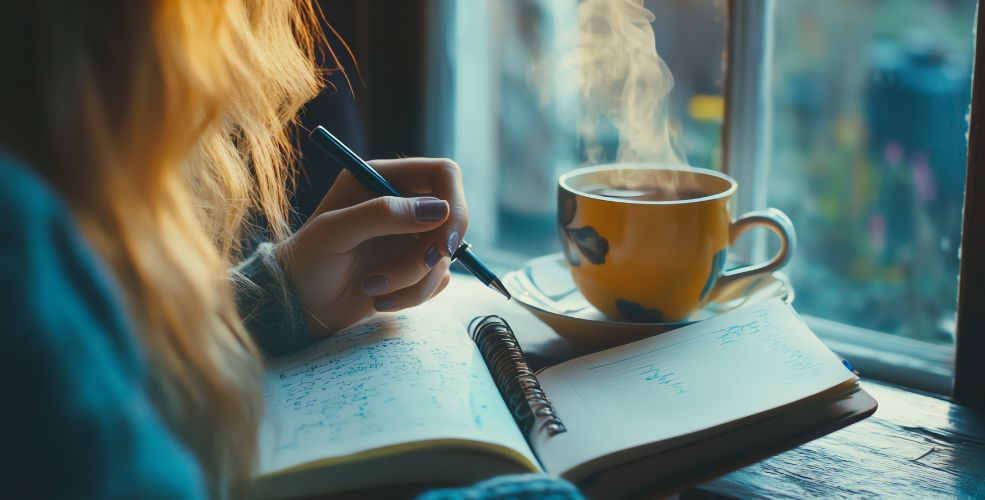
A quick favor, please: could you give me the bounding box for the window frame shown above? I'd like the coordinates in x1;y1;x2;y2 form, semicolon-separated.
721;0;774;266
953;0;985;409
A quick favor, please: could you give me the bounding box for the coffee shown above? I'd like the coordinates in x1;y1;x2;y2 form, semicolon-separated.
558;165;795;323
584;185;708;202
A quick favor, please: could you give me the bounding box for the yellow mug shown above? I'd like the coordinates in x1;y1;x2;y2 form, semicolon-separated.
557;164;796;323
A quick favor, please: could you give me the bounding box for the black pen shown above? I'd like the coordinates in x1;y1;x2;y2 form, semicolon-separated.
309;126;511;300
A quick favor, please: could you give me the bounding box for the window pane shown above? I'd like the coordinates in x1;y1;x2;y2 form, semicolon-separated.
455;0;726;257
768;0;975;344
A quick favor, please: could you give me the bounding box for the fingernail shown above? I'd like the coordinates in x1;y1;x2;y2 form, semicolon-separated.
361;276;390;295
447;230;461;256
374;298;399;312
415;197;449;221
425;244;442;268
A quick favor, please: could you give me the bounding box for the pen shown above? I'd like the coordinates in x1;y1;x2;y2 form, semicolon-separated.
309;126;511;300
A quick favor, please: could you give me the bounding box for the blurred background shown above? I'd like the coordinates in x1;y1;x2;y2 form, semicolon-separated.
299;0;975;349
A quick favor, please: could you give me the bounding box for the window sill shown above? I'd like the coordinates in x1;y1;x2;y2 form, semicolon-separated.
806;315;953;396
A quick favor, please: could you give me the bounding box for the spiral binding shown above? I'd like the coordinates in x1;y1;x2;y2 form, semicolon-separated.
469;315;567;437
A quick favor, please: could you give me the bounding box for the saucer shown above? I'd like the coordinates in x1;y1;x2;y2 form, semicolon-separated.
503;253;795;348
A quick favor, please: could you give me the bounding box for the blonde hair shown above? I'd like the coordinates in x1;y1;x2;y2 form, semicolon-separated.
0;0;344;496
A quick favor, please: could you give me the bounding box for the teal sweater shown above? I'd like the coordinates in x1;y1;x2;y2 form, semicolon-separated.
0;156;206;498
0;155;581;499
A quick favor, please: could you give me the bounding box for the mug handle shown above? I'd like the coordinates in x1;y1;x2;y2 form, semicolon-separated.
714;208;797;291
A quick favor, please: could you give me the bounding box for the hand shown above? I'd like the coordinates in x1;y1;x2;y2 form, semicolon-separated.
276;158;468;337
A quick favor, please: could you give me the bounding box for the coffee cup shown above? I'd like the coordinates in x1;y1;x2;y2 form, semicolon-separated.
557;164;796;323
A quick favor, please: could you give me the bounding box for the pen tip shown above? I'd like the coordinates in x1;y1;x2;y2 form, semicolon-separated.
489;279;511;300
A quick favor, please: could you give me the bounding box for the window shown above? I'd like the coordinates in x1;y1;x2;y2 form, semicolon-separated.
768;0;975;346
449;0;725;256
439;0;976;393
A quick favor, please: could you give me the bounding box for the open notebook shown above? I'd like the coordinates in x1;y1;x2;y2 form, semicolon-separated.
251;298;876;499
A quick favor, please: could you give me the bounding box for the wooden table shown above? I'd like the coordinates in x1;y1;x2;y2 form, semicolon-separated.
438;277;985;499
686;381;985;499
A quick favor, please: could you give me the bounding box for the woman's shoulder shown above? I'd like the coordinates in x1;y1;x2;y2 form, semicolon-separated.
0;153;133;345
0;153;64;220
0;154;208;499
0;153;89;265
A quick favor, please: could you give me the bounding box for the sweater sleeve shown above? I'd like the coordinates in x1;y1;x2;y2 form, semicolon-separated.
231;242;313;356
0;157;207;500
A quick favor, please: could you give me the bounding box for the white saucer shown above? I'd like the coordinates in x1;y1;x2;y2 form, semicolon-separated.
503;253;795;349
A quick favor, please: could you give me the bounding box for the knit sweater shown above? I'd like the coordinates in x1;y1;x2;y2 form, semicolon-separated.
230;242;312;356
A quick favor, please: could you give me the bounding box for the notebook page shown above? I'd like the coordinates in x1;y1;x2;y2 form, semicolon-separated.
258;304;537;475
533;299;855;475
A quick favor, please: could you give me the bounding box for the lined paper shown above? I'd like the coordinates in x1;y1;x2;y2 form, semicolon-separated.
258;305;536;474
534;299;855;474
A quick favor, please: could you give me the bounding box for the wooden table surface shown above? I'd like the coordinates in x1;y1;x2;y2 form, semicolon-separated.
685;380;985;499
439;277;985;499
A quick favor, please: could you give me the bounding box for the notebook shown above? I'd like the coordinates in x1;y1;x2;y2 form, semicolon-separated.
250;298;877;499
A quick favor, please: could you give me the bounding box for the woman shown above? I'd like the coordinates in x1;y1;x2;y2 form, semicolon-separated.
0;1;580;499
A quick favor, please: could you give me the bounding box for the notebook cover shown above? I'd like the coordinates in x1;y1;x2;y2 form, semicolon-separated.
577;386;878;498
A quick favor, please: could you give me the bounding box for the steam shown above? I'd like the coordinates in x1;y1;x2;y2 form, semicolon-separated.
572;0;686;170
